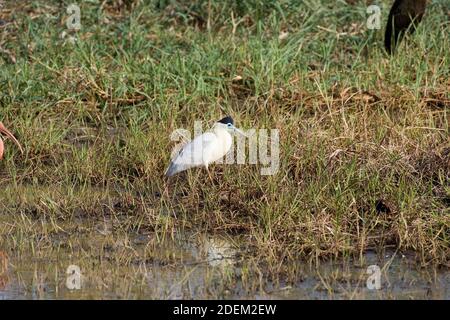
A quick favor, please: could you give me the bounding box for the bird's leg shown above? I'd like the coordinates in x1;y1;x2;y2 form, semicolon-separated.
0;122;23;160
162;179;170;199
187;169;201;192
195;169;202;190
205;165;214;183
0;122;23;154
187;170;194;188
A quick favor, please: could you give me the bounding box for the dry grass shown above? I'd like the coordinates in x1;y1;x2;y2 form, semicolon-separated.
0;0;448;292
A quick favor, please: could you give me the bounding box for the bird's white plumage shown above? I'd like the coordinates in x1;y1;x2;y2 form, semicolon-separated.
165;123;233;177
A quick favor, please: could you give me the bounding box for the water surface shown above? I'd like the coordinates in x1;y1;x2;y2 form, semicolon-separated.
0;233;448;299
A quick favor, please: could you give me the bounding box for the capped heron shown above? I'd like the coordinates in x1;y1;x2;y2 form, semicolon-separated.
165;116;246;178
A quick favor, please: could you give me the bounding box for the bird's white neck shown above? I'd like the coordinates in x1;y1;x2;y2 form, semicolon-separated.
212;125;232;154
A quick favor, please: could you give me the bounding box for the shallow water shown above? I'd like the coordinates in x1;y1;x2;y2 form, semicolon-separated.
0;233;448;300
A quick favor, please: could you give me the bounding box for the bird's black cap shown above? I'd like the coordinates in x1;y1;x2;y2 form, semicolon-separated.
218;116;233;125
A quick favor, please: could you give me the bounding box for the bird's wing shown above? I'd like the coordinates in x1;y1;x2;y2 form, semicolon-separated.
166;132;217;176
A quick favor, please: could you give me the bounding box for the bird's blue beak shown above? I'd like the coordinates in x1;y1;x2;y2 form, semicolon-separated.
231;125;247;137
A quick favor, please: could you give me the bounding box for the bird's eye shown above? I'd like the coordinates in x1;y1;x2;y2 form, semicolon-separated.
227;123;232;128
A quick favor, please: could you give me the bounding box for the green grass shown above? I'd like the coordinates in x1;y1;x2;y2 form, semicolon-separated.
0;0;449;287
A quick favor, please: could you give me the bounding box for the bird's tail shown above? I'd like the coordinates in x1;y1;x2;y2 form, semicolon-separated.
165;162;180;177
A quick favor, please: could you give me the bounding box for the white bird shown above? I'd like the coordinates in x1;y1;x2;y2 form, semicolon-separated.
165;116;246;178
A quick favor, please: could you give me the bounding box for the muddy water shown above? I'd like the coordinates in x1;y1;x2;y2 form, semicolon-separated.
0;234;448;300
